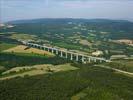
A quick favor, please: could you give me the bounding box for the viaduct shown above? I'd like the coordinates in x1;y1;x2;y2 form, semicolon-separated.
21;41;109;64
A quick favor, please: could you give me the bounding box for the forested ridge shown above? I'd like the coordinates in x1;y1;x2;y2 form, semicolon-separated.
1;18;133;39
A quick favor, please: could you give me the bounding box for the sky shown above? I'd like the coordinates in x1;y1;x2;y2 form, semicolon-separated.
0;0;133;22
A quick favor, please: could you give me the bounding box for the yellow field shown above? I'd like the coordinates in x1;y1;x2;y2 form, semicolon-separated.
0;63;79;80
3;45;54;56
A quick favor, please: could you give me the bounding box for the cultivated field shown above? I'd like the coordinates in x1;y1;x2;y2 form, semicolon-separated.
10;33;37;40
3;45;54;57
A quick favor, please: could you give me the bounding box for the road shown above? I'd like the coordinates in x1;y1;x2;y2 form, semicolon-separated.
94;65;133;77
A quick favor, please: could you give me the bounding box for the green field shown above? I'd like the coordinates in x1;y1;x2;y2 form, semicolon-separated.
0;64;133;100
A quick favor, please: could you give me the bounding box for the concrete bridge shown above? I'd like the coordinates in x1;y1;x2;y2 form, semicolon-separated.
21;41;108;63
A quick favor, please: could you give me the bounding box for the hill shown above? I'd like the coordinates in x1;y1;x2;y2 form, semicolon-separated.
1;18;133;39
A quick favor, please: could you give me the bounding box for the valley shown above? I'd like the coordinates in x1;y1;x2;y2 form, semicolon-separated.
0;18;133;100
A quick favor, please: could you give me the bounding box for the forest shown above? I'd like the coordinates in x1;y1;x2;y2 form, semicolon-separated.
0;63;133;100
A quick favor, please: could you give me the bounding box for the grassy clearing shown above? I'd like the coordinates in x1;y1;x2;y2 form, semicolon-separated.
3;45;54;57
0;42;17;51
0;64;133;100
0;63;78;80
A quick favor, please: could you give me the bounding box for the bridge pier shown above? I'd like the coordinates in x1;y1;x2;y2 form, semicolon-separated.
34;44;37;48
70;54;73;60
40;46;42;49
60;51;63;57
51;48;54;53
32;44;35;48
81;56;86;64
88;58;91;63
76;54;79;61
47;48;50;52
43;47;46;50
94;59;96;63
36;45;38;49
65;52;68;58
38;45;40;49
56;50;58;54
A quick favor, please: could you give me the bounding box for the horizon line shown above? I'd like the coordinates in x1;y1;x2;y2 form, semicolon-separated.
2;17;133;23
